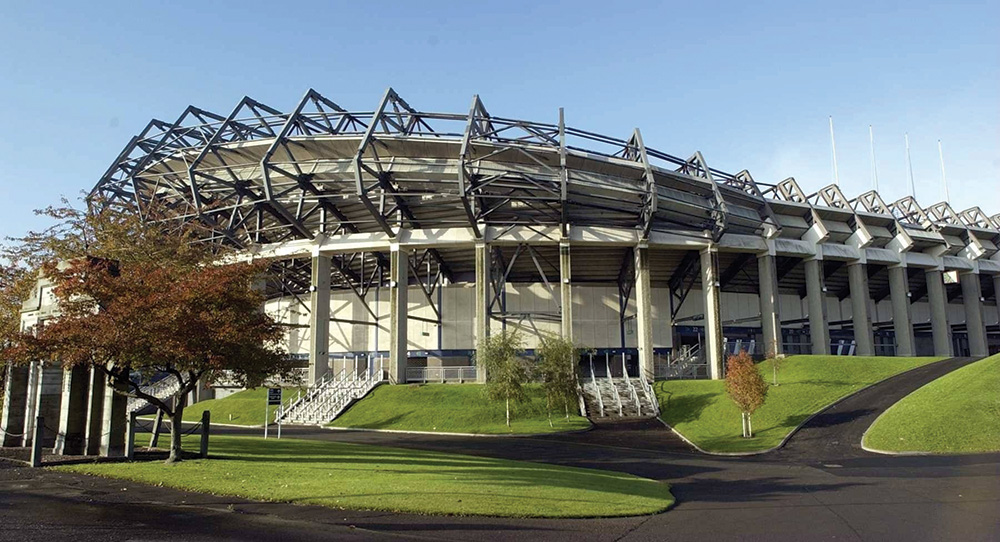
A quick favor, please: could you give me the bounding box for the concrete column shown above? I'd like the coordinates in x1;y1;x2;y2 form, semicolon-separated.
701;248;724;379
888;266;915;357
21;361;39;447
24;363;62;448
308;254;331;385
99;377;128;457
925;269;953;357
1;363;29;447
960;272;988;357
83;368;105;455
635;246;654;380
994;274;1000;329
559;241;573;342
388;247;409;384
54;365;88;455
474;242;490;383
803;259;829;355
846;262;875;356
756;254;782;357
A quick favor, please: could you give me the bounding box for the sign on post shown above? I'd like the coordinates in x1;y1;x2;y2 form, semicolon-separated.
264;387;282;439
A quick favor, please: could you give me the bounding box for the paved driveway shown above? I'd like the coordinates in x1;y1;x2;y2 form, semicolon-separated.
2;357;998;541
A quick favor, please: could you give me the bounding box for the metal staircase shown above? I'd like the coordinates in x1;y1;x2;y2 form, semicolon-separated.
277;366;385;425
654;345;704;380
580;355;658;419
127;374;181;414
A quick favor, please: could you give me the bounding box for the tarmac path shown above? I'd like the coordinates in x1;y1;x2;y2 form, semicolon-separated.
2;357;998;541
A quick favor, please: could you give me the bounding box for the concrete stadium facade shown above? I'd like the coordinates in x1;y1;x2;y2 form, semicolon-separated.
5;87;1000;454
85;88;1000;386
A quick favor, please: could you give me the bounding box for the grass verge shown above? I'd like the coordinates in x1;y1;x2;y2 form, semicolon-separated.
329;383;591;434
655;355;944;453
144;387;304;426
863;353;1000;454
54;435;673;518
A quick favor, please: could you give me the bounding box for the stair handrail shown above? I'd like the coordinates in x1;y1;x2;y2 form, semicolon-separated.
589;355;604;417
605;354;622;416
638;361;660;416
621;358;641;416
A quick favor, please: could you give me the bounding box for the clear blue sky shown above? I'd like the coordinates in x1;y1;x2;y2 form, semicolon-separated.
1;0;997;241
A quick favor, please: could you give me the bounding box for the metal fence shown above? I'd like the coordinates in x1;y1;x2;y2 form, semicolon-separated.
405;366;477;383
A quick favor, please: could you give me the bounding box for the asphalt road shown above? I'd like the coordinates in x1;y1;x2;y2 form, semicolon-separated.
2;357;998;541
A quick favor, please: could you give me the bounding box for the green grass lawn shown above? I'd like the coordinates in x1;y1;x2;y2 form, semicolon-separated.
55;435;673;518
864;353;1000;454
655;355;944;454
147;387;304;426
330;383;591;434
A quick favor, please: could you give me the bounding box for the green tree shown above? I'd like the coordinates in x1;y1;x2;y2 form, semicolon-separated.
536;335;581;426
2;200;292;463
725;350;768;438
478;330;528;428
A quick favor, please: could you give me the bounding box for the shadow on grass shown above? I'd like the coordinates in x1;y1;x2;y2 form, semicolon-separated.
657;393;716;425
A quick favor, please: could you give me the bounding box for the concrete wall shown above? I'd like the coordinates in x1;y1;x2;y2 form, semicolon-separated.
267;284;960;355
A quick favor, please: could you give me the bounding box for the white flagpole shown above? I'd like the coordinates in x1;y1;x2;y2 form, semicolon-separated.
905;133;916;198
869;125;879;192
937;139;950;203
829;116;840;184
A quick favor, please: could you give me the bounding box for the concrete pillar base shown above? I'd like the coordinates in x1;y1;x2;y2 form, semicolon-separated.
804;259;829;355
1;364;29;447
847;263;875;356
701;248;723;379
54;365;88;455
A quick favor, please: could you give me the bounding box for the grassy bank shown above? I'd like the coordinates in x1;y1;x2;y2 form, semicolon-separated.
655;355;944;453
864;354;1000;454
55;435;673;518
148;387;304;426
330;383;590;434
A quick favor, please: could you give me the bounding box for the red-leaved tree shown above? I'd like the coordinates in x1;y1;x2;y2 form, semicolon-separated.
2;201;292;462
724;350;768;438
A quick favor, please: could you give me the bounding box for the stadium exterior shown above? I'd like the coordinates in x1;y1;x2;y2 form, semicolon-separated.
88;88;1000;382
4;88;1000;451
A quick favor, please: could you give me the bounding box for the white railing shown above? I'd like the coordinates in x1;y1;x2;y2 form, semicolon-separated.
404;366;477;383
127;375;181;413
621;358;641;416
654;344;703;380
605;355;622;416
638;363;660;416
588;355;604;417
277;356;387;424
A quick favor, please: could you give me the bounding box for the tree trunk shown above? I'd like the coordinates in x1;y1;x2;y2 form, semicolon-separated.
166;391;188;464
505;398;510;428
741;412;748;438
773;366;778;386
747;413;753;438
167;403;184;463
